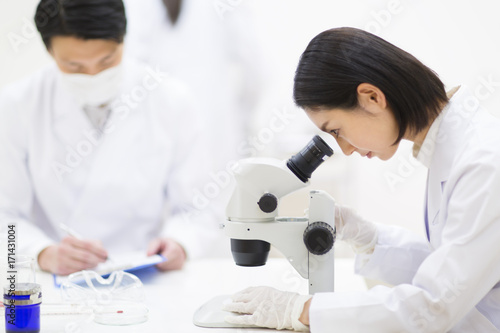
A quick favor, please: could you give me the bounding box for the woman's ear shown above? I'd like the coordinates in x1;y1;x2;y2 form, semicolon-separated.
357;83;387;111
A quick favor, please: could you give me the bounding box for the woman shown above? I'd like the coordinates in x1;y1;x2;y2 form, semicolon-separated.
223;27;500;332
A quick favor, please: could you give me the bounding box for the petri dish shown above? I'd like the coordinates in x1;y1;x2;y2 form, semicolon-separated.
93;301;149;326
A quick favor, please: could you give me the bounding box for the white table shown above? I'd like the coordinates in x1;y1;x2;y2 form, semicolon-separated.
2;258;366;332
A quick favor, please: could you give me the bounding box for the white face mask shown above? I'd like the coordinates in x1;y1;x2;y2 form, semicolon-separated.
59;63;124;108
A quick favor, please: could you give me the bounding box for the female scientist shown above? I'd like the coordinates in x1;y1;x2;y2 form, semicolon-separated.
223;27;500;332
0;0;219;275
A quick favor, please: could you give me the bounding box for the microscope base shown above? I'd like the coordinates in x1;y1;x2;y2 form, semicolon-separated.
193;295;260;329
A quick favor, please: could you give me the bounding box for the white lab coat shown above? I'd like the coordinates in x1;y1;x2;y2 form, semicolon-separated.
0;58;220;262
310;86;500;332
123;0;267;168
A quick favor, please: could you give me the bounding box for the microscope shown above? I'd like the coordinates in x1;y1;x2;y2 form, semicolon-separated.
194;135;336;328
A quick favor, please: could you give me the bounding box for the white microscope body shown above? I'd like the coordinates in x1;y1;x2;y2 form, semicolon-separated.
194;136;336;328
225;135;336;294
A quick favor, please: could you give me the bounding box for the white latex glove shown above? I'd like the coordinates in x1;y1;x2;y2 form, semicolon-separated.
335;204;378;254
223;286;311;331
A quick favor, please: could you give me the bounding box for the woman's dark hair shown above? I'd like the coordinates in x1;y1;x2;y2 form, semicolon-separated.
34;0;127;49
293;27;448;143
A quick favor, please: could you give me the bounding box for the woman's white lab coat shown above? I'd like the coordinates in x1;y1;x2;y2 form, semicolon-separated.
310;86;500;332
0;59;219;261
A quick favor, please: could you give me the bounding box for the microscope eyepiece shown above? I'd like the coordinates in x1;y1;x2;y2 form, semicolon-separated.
287;135;334;183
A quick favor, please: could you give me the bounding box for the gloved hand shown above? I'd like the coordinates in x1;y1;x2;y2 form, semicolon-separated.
223;286;311;331
335;204;378;254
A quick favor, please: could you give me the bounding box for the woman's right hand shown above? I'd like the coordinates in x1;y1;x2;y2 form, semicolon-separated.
38;236;108;275
335;204;379;254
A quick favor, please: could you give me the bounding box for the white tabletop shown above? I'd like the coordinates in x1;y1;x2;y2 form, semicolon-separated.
2;258;366;332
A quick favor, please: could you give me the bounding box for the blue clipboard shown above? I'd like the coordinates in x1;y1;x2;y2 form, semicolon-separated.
52;254;167;287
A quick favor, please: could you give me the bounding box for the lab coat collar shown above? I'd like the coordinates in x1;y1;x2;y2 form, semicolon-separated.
425;86;480;230
429;85;479;183
412;104;449;169
413;86;478;173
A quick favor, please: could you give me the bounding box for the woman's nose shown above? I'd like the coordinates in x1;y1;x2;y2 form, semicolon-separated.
336;136;356;156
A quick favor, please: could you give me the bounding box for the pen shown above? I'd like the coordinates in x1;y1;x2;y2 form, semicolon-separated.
59;223;84;239
59;223;110;261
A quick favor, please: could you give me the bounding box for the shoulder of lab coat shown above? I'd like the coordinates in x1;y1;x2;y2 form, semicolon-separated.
0;64;59;263
310;86;500;332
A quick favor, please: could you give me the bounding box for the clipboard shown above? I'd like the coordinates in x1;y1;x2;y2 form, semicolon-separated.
52;253;166;287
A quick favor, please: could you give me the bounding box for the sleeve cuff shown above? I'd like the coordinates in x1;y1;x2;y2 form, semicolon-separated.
292;295;312;332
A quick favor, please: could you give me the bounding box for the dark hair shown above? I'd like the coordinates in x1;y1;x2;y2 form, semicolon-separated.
35;0;127;49
293;27;448;143
162;0;183;25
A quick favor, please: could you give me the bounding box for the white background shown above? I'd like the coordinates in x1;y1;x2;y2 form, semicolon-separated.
1;0;499;256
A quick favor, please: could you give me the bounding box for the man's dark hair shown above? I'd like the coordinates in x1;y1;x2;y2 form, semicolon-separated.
35;0;127;49
293;27;448;143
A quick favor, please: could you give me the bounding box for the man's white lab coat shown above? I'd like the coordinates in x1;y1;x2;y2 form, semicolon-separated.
311;87;500;332
0;58;220;262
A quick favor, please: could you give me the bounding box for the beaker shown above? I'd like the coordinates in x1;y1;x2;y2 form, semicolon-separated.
2;255;41;333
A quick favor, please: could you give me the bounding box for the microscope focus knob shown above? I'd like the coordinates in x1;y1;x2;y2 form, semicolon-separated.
257;193;278;213
303;222;335;255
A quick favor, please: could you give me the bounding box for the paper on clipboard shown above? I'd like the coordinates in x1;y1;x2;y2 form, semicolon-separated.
53;253;166;287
